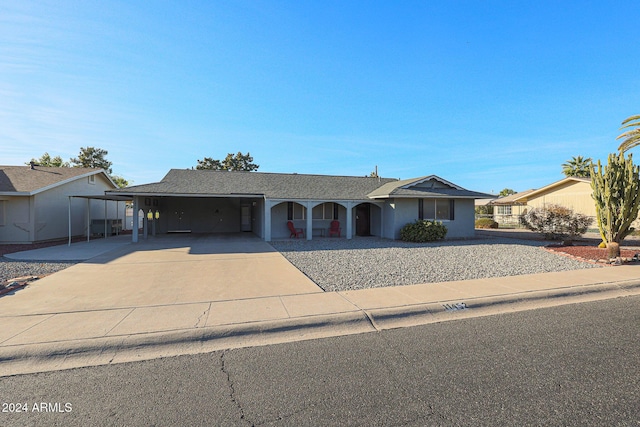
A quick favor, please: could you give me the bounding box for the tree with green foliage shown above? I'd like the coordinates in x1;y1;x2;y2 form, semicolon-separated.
70;146;113;174
499;188;516;197
616;114;640;153
111;175;129;188
27;152;69;167
196;152;259;171
562;155;592;178
590;152;640;257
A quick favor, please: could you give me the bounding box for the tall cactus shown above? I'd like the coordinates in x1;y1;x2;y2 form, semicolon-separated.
590;152;640;249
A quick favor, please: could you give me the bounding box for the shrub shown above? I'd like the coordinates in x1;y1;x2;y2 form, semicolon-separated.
400;220;447;242
475;218;499;229
519;204;593;241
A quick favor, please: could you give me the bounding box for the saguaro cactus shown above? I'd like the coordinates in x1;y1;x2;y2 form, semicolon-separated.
590;152;640;256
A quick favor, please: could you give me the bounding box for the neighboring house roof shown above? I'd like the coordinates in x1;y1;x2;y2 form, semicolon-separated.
108;170;492;201
109;169;399;200
515;177;591;202
0;165;114;196
489;189;535;205
367;175;493;199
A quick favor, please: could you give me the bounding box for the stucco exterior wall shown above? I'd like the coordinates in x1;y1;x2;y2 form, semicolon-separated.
385;198;476;239
0;173;122;244
0;196;30;243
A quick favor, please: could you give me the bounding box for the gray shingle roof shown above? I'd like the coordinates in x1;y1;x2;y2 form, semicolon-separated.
0;165;107;194
109;169;492;201
111;169;399;200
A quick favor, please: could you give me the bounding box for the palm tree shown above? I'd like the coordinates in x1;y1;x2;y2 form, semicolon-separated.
562;156;592;178
617;114;640;153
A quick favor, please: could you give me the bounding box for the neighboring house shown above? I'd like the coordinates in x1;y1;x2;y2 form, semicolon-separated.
489;177;596;225
488;189;534;225
106;169;492;242
0;165;125;244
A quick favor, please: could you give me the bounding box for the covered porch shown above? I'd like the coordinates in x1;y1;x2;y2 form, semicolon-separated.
264;199;385;241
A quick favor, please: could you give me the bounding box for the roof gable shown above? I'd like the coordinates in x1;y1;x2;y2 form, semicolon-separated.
0;165;114;195
401;176;463;191
368;175;491;199
516;177;591;201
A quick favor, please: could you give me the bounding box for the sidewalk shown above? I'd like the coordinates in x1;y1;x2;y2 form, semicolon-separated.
2;234;640;377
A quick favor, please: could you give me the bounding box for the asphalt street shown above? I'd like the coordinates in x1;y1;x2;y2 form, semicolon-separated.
1;295;638;426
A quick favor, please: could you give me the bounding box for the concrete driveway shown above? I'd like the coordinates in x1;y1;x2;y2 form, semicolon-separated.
0;234;323;316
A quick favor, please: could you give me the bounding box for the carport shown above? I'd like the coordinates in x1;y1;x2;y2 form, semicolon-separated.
107;192;265;243
67;194;131;246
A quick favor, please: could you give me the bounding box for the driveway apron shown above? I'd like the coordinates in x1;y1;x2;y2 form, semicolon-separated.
0;234;323;316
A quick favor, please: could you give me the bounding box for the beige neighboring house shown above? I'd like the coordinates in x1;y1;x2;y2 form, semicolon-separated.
0;164;126;244
489;177;596;225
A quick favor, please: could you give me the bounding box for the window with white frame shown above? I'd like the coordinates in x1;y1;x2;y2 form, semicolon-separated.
287;202;306;220
496;205;512;215
312;202;338;220
88;175;95;184
419;199;455;221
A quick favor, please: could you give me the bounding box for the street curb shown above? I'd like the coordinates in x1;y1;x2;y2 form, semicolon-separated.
364;280;640;330
0;311;375;377
2;280;640;377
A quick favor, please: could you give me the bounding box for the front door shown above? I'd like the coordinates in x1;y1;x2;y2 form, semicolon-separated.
241;205;252;232
355;204;371;236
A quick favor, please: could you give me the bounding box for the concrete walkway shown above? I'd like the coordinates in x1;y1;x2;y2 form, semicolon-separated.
1;233;640;376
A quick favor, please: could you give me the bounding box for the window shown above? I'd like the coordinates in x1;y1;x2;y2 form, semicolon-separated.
419;199;454;221
312;202;338;220
88;175;95;184
287;202;306;220
496;205;512;215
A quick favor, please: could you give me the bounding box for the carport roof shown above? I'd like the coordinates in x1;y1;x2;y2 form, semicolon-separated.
107;169;399;200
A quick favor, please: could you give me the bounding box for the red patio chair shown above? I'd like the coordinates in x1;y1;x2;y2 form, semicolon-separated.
328;220;341;237
287;221;304;238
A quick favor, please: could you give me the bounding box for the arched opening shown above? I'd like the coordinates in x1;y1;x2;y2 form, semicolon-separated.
270;201;307;239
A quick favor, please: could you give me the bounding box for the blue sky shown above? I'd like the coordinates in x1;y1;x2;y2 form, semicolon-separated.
1;1;639;194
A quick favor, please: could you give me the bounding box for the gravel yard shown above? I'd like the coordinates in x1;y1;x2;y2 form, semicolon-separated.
1;234;603;291
0;259;76;284
270;236;601;292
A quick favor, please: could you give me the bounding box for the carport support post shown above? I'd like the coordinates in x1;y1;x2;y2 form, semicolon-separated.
132;197;139;243
68;196;72;246
264;199;272;241
306;201;313;240
346;202;353;239
87;198;91;242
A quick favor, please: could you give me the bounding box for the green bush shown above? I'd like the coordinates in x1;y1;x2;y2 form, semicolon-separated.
400;220;447;242
475;218;499;229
